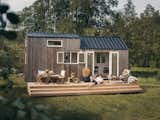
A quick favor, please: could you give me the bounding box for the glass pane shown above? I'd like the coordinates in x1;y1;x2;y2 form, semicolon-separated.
48;41;61;46
71;53;77;63
58;53;63;63
101;54;106;63
64;52;70;63
96;54;100;63
87;53;93;75
112;53;117;76
79;53;84;63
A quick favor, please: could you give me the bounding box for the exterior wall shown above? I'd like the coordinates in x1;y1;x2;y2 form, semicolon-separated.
93;50;128;76
24;37;84;82
24;36;128;82
118;50;129;75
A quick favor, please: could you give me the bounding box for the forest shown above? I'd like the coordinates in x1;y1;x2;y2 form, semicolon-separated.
0;0;160;120
1;0;160;71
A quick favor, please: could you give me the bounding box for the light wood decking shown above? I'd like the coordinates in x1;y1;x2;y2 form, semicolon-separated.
27;81;144;97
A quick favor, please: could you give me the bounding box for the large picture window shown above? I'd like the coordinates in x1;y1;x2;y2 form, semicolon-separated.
57;52;79;64
47;40;62;47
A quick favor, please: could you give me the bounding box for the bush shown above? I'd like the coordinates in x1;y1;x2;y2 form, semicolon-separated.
156;70;160;80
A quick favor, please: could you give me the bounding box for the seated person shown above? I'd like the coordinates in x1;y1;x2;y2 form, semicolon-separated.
82;67;91;82
119;69;130;82
90;74;104;85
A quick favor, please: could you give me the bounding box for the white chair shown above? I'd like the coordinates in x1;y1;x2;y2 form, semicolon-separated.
60;70;66;78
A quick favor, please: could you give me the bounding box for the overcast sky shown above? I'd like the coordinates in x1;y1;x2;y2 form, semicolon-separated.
2;0;160;14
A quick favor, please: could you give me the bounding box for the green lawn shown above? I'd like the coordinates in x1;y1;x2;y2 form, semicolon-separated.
2;68;160;120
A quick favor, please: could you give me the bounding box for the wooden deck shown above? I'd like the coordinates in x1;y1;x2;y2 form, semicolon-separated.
27;81;144;97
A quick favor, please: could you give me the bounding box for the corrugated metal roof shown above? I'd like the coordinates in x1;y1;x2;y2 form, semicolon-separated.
80;36;128;50
27;32;79;38
27;32;128;50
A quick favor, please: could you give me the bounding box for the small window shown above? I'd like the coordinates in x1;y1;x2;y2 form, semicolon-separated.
57;52;64;63
71;53;78;63
64;52;70;63
47;40;62;47
79;53;85;63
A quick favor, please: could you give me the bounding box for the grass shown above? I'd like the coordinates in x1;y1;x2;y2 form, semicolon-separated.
1;67;160;120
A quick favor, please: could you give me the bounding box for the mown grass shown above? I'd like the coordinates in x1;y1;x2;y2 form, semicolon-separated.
1;67;160;120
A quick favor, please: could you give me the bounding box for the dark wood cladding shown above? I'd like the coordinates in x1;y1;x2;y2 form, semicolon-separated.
24;36;129;82
24;37;83;82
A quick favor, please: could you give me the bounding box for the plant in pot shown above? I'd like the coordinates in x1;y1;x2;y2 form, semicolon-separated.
82;67;90;82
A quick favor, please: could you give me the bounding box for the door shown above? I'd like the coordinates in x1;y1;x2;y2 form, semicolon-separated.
109;52;119;76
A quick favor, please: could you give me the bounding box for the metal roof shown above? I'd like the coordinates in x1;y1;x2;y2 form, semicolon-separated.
27;32;79;39
80;36;128;50
27;32;128;50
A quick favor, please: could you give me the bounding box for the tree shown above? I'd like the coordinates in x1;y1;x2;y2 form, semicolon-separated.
123;0;137;24
19;0;119;34
0;3;19;39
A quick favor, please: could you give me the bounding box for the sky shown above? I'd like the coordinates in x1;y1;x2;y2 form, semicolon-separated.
1;0;160;14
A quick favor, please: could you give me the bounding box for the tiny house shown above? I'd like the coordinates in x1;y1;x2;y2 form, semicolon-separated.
24;32;128;82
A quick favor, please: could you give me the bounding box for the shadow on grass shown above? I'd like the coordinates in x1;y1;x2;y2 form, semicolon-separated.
51;109;101;120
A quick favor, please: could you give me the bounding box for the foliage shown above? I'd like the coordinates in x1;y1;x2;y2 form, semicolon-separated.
0;4;19;39
0;3;51;120
19;0;118;34
1;70;160;120
18;0;160;68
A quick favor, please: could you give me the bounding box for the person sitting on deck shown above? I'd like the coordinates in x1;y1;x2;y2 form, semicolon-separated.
82;67;90;82
90;74;104;85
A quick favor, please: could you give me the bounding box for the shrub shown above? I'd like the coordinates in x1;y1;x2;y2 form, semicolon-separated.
156;70;160;80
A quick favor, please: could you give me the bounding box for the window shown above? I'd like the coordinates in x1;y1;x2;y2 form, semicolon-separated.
71;53;78;63
47;40;62;47
96;53;106;64
64;52;70;63
57;52;64;63
96;54;101;63
101;54;106;63
57;52;79;64
79;53;85;63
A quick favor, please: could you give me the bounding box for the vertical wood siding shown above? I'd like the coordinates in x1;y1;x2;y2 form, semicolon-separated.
25;37;83;82
24;37;128;82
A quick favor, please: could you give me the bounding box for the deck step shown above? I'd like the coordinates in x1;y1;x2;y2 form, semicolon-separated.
30;85;140;92
27;82;144;97
30;88;143;97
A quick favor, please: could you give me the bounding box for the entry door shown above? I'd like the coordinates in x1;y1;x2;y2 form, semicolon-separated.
86;52;94;75
109;52;119;76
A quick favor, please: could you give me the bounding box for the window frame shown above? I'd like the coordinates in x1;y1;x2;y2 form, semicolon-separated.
78;52;85;64
57;52;64;64
64;52;71;64
47;40;63;47
96;53;106;64
57;51;79;64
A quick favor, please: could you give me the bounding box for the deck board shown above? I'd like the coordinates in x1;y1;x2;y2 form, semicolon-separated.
27;82;144;96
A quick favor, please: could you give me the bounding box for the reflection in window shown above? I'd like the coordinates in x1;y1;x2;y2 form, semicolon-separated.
47;40;62;47
79;53;85;63
96;54;101;63
64;52;70;63
96;53;106;63
101;54;106;63
71;53;77;63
